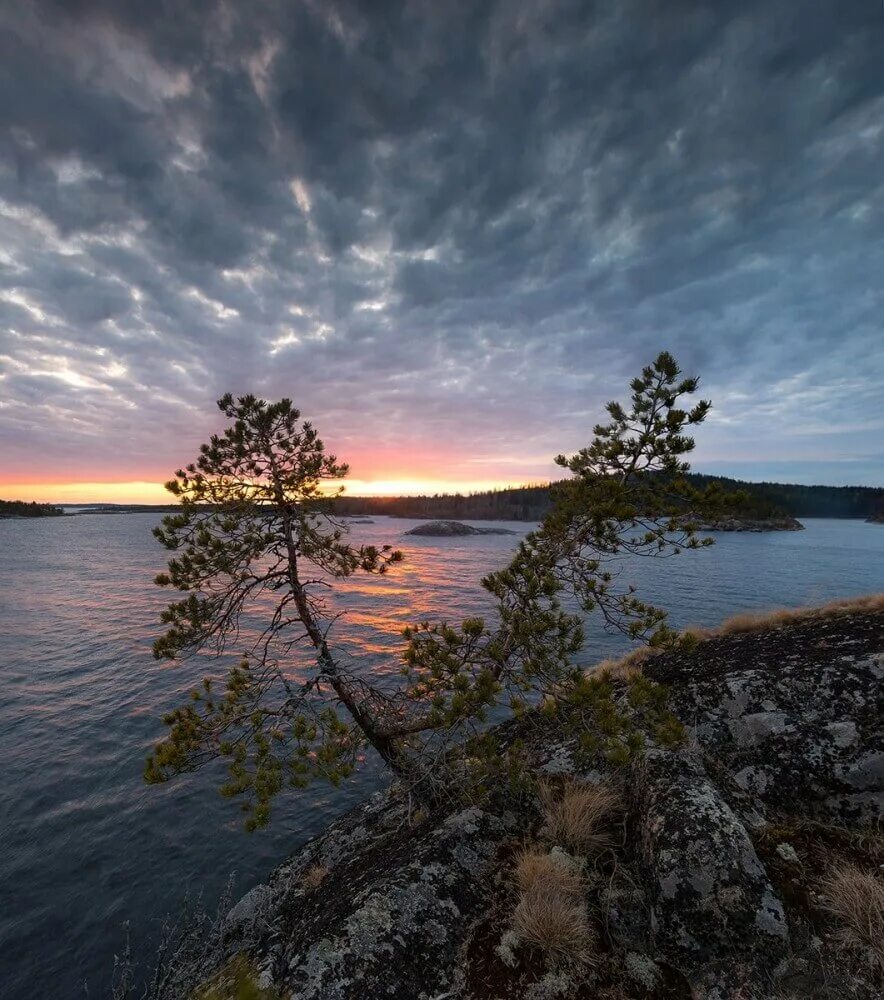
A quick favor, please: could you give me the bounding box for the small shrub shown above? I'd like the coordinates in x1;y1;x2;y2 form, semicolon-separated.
540;780;622;854
301;863;329;891
557;669;680;767
820;863;884;969
653;714;687;747
409;806;429;827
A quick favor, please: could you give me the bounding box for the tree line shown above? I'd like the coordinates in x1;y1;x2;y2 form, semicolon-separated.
336;475;884;521
0;499;65;518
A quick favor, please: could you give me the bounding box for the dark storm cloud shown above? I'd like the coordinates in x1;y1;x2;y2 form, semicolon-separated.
0;0;882;486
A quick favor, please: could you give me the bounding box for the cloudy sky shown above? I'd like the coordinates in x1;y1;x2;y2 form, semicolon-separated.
1;0;882;501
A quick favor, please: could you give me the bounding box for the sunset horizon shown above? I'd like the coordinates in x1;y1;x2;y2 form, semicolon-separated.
4;451;881;506
2;3;882;998
5;456;882;507
3;475;545;505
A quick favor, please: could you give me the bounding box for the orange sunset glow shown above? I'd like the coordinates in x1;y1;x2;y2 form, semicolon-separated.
3;438;560;505
4;476;537;505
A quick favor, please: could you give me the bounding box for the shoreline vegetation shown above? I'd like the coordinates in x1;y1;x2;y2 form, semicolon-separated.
0;499;65;518
335;474;883;523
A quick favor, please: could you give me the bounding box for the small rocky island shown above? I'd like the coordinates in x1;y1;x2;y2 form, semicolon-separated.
403;516;803;537
692;515;804;532
405;519;518;536
164;598;883;1000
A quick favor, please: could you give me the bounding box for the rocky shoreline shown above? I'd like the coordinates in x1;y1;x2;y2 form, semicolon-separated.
156;601;882;1000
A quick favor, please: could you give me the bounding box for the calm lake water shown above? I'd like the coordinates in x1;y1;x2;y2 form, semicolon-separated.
0;513;882;999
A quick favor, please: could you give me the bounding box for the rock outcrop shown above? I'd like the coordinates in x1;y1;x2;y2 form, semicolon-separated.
405;520;517;536
178;603;883;1000
214;797;516;1000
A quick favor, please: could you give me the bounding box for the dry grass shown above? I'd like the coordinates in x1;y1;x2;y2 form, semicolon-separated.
683;593;884;641
512;881;597;966
540;780;622;854
507;844;599;967
588;595;884;680
820;863;884;969
301;863;329;891
759;816;884;865
591;644;661;681
514;849;584;899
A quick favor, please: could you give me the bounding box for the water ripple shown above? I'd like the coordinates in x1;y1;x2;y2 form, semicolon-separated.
0;514;881;999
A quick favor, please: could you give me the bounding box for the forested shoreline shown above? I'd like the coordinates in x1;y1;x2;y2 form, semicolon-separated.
5;476;880;523
0;500;65;518
337;474;884;522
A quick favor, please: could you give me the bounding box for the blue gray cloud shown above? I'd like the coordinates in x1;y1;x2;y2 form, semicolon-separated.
1;0;882;486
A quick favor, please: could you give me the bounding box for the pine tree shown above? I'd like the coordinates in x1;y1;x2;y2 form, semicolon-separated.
147;355;730;827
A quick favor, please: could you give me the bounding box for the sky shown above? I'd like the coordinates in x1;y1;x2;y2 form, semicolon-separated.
1;1;882;503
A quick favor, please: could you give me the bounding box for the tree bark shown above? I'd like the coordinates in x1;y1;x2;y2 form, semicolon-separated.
265;442;411;778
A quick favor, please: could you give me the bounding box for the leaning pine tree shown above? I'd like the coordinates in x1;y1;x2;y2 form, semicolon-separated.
146;353;733;827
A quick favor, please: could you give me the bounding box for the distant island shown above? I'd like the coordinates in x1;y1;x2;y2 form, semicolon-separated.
64;503;183;514
0;499;65;519
691;515;804;532
337;474;884;523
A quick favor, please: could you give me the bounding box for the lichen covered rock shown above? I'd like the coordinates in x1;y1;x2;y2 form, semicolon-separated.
186;606;882;1000
637;749;789;997
646;610;884;826
218;794;519;999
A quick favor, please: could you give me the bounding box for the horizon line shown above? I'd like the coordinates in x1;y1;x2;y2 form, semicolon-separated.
3;469;882;507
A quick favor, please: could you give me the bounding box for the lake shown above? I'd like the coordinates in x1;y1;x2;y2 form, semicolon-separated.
0;513;882;999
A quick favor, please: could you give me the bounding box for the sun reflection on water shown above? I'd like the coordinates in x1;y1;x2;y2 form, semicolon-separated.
1;513;883;1000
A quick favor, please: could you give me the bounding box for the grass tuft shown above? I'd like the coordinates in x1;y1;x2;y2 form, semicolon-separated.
820;863;884;969
507;842;599;968
540;780;622;855
590;645;660;681
512;879;597;967
302;862;329;891
193;954;282;1000
514;848;584;899
512;849;597;965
